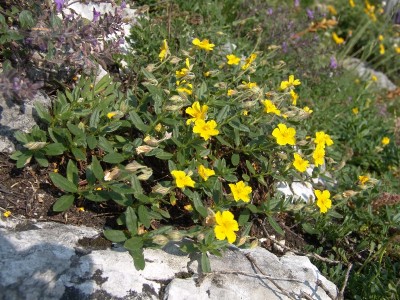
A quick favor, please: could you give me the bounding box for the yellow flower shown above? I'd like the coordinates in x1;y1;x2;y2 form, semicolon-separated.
364;1;377;21
107;111;118;119
262;100;281;116
185;101;208;124
290;89;299;106
272;123;296;146
154;123;162;132
214;211;239;243
241;53;257;70
327;5;337;15
313;145;325;167
242;81;257;89
371;75;378;82
77;207;85;212
193;119;219;140
293;153;310;173
176;58;191;78
332;32;344;45
3;210;11;218
229;181;252;202
378;35;384;41
379;43;385;55
303;106;313;114
159;39;169;61
204;71;211;77
352;107;359;115
176;80;193;95
171;170;195;189
315;190;332;214
227;89;237;96
358;175;369;185
192;38;215;51
395;46;400;54
242;110;248;116
198;165;215;181
226;54;241;65
184;204;193;212
280;75;301;90
381;136;390;146
314;131;334;148
349;0;355;7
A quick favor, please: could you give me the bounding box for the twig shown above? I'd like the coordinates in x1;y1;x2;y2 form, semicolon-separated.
244;252;297;300
317;279;338;300
300;291;314;300
211;270;303;283
257;218;341;264
338;263;353;300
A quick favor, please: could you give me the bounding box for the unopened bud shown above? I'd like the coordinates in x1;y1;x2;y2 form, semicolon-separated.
125;161;147;172
144;135;160;147
196;233;205;241
236;236;247;247
145;64;156;72
137;168;153;180
152;234;169;246
104;167;121;181
167;230;183;241
250;239;259;249
24;142;48;150
136;145;155;154
152;183;171;195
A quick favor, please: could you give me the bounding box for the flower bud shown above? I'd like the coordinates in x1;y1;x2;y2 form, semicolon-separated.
137;168;153;180
236;236;247;247
136;145;155;154
167;230;183;241
152;235;169;246
24;142;48;150
104;167;121;181
152;183;171;195
125;161;147;172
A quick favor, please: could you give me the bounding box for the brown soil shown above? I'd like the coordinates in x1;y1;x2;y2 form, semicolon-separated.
0;152;308;255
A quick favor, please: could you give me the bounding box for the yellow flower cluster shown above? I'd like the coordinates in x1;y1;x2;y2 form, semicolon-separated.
272;123;296;146
313;131;334;167
315;190;332;213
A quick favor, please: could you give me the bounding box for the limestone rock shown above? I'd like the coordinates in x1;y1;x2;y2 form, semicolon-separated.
0;219;338;300
0;92;51;153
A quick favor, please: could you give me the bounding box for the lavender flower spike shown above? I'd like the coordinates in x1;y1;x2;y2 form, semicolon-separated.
54;0;65;12
330;56;338;69
93;8;101;22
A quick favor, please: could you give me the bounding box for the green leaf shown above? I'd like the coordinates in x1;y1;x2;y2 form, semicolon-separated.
90;156;104;181
192;192;208;217
245;160;256;175
247;204;258;213
89;108;101;129
44;143;66;156
14;131;30;144
268;216;284;236
34;152;49;167
126;207;138;235
201;252;211;273
67;160;79;185
16;152;32;168
34;102;52;123
231;153;240;166
155;151;173;160
138;205;151;228
94;75;112;93
238;209;250;225
302;223;318;235
141;67;156;80
19;10;35;29
103;152;125;164
229;120;250;132
86;135;97;150
71;147;86;161
128;111;148;132
328;210;343;219
216;136;233;148
53;194;75;212
49;173;78;193
98;136;115;153
67;122;84;137
130;248;145;270
124;237;144;251
103;230;128;243
216;105;229;123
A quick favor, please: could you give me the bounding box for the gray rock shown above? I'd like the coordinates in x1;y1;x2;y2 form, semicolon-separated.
0;92;51;153
0;219;338;300
342;57;397;91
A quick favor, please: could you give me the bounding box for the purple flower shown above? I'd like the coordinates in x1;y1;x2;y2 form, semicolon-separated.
121;1;127;9
267;8;273;15
294;0;300;8
306;8;314;20
282;42;288;53
54;0;64;12
93;8;101;22
330;56;337;69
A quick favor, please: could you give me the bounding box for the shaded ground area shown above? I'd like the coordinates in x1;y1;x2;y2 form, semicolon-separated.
0;152;307;254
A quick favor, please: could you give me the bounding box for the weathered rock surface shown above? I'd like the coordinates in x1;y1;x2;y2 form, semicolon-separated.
342;57;397;91
0;92;51;153
0;218;338;300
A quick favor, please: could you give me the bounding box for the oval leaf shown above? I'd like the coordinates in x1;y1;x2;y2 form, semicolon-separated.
49;172;78;193
103;230;128;243
53;194;75;212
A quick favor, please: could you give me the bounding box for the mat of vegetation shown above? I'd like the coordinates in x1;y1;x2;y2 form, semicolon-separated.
1;0;400;299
